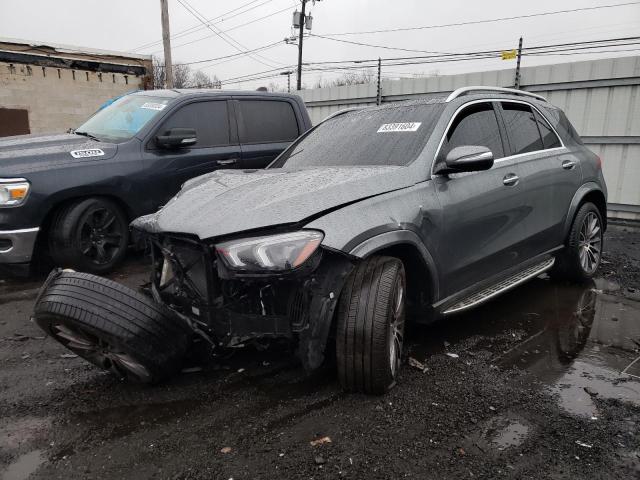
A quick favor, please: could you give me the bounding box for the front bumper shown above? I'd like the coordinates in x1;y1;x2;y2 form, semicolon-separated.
0;227;39;263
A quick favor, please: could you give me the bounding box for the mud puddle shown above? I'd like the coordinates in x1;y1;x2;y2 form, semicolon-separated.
409;276;640;417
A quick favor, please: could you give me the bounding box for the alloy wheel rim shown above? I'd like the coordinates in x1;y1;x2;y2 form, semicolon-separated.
578;212;601;274
52;323;151;382
388;279;405;377
78;207;124;266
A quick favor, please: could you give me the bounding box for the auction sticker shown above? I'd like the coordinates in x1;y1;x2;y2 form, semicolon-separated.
377;122;421;133
70;149;105;158
141;102;168;111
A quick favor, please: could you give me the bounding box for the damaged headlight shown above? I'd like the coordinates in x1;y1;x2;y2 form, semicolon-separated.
216;230;323;271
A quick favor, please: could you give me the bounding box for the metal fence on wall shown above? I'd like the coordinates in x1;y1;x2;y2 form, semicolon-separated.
297;56;640;220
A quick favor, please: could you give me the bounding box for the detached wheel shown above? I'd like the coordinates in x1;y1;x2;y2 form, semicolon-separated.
336;256;406;394
552;202;604;282
49;197;129;274
33;270;192;383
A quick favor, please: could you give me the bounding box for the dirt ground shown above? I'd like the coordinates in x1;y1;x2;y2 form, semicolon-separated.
1;224;639;480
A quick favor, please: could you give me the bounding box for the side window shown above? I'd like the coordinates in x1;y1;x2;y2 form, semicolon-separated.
533;110;561;149
500;102;543;155
441;102;504;159
155;101;229;148
238;100;299;143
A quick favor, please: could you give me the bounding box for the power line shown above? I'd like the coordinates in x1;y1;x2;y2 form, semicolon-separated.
131;0;279;52
176;0;282;68
174;40;285;66
159;4;294;54
317;2;640;37
217;36;640;85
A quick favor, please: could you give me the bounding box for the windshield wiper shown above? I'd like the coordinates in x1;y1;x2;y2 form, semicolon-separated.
74;130;101;142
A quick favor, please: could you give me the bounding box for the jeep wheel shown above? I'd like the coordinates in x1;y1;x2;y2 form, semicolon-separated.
49;197;129;274
336;256;406;394
33;270;192;383
552;202;603;282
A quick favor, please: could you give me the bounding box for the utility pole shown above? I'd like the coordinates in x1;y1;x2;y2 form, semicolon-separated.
376;58;382;105
160;0;174;88
514;36;523;89
296;0;307;90
280;70;293;93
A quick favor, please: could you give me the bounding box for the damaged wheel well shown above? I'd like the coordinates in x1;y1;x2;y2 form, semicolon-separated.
363;244;435;317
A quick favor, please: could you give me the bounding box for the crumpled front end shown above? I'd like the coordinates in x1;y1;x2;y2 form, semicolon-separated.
143;231;355;370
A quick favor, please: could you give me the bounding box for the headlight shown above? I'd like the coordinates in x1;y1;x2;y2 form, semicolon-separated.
0;179;30;207
217;230;323;271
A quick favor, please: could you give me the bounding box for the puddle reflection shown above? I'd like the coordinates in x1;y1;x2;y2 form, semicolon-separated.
408;277;640;417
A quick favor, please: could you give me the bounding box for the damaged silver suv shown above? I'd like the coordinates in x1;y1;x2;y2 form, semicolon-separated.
33;87;607;394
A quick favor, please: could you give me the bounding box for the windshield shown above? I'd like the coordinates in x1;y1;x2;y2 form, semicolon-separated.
270;102;444;169
76;95;171;142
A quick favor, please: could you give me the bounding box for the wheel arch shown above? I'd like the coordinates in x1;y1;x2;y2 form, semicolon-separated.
348;230;439;309
564;183;607;240
35;192;134;259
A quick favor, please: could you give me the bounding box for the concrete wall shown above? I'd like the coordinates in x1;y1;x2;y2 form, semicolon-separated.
297;56;640;220
0;62;147;134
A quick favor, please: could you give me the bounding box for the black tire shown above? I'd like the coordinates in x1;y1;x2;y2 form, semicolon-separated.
336;256;406;394
33;270;192;383
552;202;604;282
49;197;129;274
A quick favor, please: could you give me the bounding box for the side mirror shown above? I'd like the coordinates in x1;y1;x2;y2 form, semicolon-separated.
435;146;494;174
156;128;197;149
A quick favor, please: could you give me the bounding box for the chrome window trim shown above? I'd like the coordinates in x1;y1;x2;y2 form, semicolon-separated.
431;98;566;177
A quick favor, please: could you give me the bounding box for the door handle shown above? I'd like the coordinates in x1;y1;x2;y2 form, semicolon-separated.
216;158;238;166
562;159;577;170
503;173;519;186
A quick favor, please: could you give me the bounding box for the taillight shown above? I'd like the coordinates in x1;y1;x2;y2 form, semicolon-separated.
596;155;602;169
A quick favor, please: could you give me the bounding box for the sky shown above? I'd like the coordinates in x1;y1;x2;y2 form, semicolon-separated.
1;0;639;90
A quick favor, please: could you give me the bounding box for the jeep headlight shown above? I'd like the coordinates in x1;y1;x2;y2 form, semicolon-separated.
0;179;30;207
217;230;323;271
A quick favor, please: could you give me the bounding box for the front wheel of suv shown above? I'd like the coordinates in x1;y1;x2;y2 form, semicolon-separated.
552;202;604;282
336;256;406;394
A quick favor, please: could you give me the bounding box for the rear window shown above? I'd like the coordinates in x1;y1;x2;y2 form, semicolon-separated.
500;102;544;155
238;100;299;143
270;103;444;168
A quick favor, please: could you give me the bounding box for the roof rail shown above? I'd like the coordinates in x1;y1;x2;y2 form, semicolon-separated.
446;86;547;103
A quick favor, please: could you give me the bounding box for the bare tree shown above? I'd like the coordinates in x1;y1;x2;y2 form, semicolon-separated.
152;56;165;89
172;64;192;89
191;70;222;89
328;70;375;87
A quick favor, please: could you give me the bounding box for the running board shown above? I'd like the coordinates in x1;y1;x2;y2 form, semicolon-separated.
443;257;555;315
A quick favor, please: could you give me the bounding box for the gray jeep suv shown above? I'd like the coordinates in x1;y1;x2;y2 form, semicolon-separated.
33;86;607;394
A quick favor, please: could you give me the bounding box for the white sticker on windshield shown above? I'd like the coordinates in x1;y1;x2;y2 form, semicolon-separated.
141;102;167;111
377;122;422;133
70;149;105;158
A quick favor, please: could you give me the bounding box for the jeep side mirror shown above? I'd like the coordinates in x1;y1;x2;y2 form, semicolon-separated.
156;128;197;149
435;146;494;174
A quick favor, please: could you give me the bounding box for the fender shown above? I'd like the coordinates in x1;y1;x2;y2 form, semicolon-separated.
563;182;606;238
348;229;440;301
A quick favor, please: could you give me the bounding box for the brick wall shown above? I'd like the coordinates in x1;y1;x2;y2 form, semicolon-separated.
0;62;147;134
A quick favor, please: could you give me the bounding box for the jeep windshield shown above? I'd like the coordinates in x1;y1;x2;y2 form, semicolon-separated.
75;95;171;143
270;102;445;168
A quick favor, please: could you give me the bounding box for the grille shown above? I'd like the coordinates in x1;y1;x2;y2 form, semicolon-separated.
289;289;306;327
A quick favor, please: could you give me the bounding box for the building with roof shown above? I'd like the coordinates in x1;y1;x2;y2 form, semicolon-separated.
0;38;152;136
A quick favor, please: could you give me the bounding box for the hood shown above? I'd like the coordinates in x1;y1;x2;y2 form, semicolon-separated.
0;133;118;177
132;166;414;240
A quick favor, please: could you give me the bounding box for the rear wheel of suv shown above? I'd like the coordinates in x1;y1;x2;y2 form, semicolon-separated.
33;270;192;383
49;197;129;274
552;202;603;282
336;256;406;394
